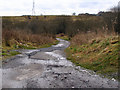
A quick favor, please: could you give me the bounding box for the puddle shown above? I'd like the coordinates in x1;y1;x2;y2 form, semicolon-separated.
45;52;66;60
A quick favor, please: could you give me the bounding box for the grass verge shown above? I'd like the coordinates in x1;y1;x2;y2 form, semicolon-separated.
65;35;119;80
2;39;59;60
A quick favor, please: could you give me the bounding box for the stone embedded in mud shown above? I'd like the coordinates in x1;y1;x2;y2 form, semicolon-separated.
53;75;58;78
64;76;67;79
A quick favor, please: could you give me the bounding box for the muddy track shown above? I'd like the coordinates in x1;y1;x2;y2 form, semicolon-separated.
2;38;119;88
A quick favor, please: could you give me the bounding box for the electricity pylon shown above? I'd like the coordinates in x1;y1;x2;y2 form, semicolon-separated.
32;0;35;15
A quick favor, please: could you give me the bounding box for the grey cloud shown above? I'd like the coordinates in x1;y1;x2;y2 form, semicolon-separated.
0;0;119;16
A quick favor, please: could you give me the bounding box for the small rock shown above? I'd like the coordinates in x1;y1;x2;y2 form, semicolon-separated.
112;78;116;81
57;73;60;76
64;76;67;79
52;72;55;74
61;78;64;81
53;75;58;78
72;86;74;88
77;56;79;58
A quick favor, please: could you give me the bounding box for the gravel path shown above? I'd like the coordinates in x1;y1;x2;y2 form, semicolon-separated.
2;38;119;88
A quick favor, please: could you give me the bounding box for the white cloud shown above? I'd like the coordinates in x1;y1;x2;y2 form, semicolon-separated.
0;0;119;16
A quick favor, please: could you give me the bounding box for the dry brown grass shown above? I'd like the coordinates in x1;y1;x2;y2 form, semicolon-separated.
2;30;55;47
71;29;117;46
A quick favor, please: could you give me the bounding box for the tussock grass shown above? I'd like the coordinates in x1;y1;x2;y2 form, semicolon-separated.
2;30;54;46
71;29;116;46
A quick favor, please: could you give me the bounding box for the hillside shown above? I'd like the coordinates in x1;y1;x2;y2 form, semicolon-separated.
65;34;119;80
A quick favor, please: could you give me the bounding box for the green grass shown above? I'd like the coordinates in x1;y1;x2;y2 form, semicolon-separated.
65;36;119;80
2;50;21;60
9;51;21;56
2;39;59;60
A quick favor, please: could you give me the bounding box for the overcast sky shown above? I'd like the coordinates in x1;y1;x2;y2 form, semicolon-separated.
0;0;119;16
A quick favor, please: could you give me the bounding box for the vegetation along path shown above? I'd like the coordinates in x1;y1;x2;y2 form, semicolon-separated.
2;38;118;88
